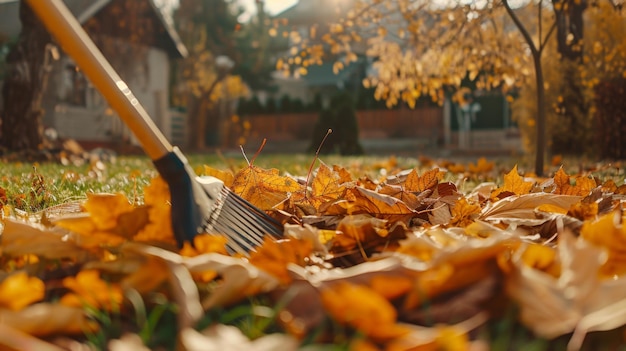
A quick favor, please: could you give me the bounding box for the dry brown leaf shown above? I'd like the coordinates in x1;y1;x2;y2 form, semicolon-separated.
0;324;66;351
181;253;279;309
505;228;626;348
404;167;443;193
2;219;89;260
0;303;95;336
479;193;582;227
325;187;415;223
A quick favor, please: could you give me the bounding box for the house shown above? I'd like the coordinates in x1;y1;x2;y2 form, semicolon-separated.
0;0;187;151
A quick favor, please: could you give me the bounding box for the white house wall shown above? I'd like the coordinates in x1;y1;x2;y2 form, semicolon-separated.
51;46;173;146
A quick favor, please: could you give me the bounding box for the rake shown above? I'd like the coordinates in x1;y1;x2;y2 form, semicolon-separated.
26;0;283;254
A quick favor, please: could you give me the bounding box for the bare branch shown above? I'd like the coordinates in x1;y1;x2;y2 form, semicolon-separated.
502;0;540;57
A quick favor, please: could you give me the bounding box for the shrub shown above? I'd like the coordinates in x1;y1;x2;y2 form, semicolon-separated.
309;91;363;155
595;77;626;159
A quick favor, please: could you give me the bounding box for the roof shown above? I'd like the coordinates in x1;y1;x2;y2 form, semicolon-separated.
0;0;186;58
275;0;355;26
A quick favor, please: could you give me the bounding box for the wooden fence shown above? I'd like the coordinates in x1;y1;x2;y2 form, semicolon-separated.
242;107;443;143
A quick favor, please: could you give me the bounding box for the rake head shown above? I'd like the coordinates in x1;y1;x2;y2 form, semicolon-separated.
153;147;283;255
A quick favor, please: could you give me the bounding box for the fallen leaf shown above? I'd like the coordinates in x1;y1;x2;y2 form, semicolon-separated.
554;167;597;196
505;227;626;348
232;165;301;210
181;324;298;351
60;270;124;311
404;167;443;193
321;281;410;341
0;303;95;336
449;198;481;227
0;324;66;351
249;237;313;284
181;253;279;309
0;272;44;311
491;165;533;198
202;166;234;188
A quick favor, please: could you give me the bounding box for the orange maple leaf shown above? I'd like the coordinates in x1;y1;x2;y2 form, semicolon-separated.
292;163;346;213
553;167;597;196
468;157;494;174
449;198;481;227
325;187;415;223
249;237;313;284
404;167;443;193
232;165;301;210
492;165;534;198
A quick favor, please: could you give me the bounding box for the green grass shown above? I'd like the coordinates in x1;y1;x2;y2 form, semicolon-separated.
0;153;430;212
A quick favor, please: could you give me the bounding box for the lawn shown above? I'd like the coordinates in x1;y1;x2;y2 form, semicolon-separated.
0;152;625;350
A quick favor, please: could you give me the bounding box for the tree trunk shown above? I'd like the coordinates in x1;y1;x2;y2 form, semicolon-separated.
552;0;589;156
188;74;224;151
554;0;586;62
533;54;547;177
0;1;55;152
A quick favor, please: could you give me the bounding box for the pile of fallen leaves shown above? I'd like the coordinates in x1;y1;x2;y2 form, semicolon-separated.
1;156;625;350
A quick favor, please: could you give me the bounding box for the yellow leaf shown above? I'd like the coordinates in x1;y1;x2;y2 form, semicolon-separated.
450;198;481;227
520;244;561;277
321;282;410;342
179;234;229;257
581;211;626;277
0;272;44;311
535;203;568;214
202;166;234;188
61;270;123;311
435;326;470;351
134;176;175;244
232;165;301;210
493;165;533;197
468;157;494;174
83;193;134;230
369;275;412;300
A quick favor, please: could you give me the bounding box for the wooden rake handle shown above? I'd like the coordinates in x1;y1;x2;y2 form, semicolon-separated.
26;0;173;160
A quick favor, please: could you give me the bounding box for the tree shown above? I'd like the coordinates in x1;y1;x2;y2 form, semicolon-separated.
276;0;624;175
172;0;276;150
0;1;56;152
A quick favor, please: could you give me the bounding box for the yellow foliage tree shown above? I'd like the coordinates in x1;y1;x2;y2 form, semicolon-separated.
276;0;625;175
